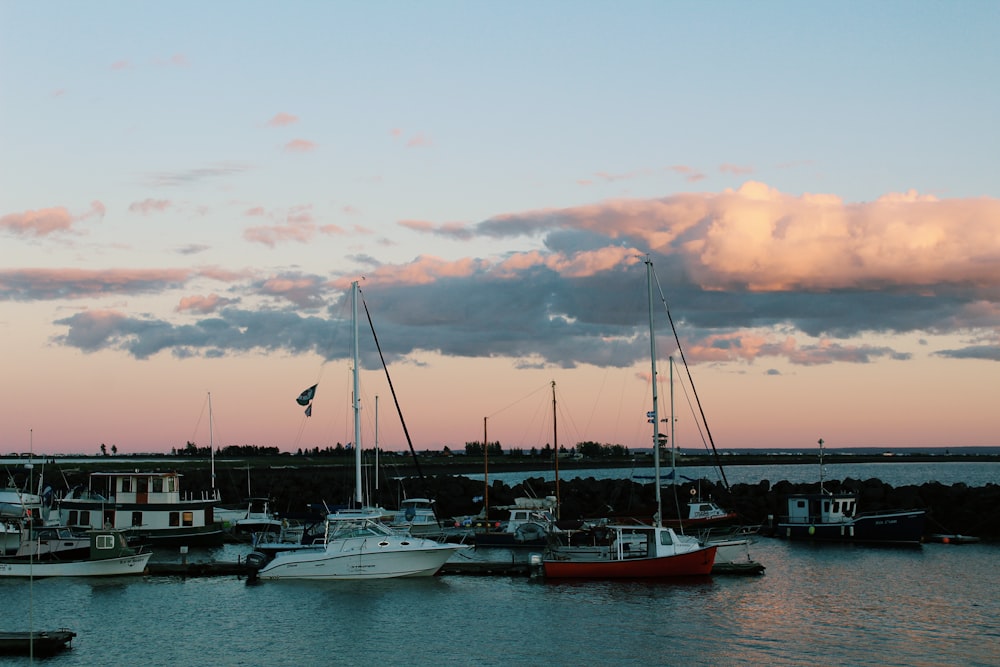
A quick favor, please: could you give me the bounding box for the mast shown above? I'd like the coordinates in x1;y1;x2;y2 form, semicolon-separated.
646;257;662;528
352;280;363;506
552;380;560;519
818;437;826;494
374;395;380;494
670;356;676;472
483;417;489;519
208;392;216;491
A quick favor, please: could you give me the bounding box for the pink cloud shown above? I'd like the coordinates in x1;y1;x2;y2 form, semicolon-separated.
667;165;706;182
0;267;194;300
176;294;236;314
267;113;299;127
399;220;435;233
720;163;753;175
129;199;172;214
406;133;432;148
1;207;75;236
469;181;1000;292
284;139;317;152
341;255;484;287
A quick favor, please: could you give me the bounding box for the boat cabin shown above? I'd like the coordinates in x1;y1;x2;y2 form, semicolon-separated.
58;471;223;545
783;493;856;526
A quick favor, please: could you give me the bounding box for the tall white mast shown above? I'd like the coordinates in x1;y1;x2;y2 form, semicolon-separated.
352;281;363;506
646;257;662;528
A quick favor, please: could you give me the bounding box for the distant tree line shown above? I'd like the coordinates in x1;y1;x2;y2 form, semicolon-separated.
163;440;631;458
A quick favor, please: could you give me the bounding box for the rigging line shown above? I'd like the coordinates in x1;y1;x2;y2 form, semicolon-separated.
486;382;550;420
650;264;729;490
358;290;428;487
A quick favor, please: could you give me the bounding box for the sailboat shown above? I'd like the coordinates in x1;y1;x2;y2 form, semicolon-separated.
542;257;717;579
249;281;469;580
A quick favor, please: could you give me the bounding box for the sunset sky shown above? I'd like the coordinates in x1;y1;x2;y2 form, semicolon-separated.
2;2;999;456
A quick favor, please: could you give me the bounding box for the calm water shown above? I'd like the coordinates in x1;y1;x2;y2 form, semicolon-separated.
2;461;998;666
1;539;997;666
468;461;1000;488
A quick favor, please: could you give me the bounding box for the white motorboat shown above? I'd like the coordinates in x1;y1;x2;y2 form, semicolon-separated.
247;281;468;580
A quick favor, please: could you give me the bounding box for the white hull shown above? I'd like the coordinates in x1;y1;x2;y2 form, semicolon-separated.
0;551;151;577
257;537;466;580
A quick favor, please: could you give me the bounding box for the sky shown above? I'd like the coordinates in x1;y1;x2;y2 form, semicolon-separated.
2;2;999;456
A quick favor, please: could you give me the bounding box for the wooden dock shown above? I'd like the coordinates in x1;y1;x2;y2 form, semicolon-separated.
146;559;763;578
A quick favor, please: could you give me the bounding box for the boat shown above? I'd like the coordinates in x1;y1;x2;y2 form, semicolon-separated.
473;497;562;547
772;439;926;545
385;497;445;536
247;281;469;580
0;528;152;577
0;630;76;657
58;470;224;546
230;497;284;538
542;257;717;579
9;524;92;561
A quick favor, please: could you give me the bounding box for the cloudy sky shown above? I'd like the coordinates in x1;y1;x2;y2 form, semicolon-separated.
2;2;998;455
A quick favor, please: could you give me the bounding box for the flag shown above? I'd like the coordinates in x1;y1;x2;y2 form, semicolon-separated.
304;404;313;417
296;384;317;406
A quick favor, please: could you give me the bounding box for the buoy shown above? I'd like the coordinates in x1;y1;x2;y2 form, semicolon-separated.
808;525;815;535
942;536;950;544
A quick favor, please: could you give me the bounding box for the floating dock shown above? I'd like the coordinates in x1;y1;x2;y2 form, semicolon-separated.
146;559;764;578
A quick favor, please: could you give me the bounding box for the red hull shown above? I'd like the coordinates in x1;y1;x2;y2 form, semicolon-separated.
543;546;717;579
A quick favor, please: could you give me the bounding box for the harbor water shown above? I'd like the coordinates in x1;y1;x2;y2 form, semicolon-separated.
2;462;997;666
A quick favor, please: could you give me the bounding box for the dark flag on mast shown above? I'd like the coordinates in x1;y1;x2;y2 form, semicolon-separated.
296;384;317;416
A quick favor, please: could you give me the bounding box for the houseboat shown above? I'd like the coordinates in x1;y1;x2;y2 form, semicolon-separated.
58;471;223;546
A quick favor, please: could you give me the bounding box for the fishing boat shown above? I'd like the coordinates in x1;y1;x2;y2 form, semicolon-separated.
247;281;469;580
58;470;224;546
0;630;76;657
473;497;562;547
0;528;151;577
542;257;717;579
772;439;925;545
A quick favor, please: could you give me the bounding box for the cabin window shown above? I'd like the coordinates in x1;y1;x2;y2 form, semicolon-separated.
832;501;840;512
136;477;148;494
96;534;115;550
660;531;674;546
795;500;806;509
152;477;164;493
166;477;176;493
131;512;143;527
79;511;91;527
169;512;180;527
121;477;132;493
182;512;194;527
67;510;78;525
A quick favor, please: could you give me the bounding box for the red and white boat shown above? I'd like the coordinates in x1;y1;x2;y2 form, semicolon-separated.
542;258;717;579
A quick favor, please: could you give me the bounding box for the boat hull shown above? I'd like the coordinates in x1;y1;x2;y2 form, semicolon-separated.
543;545;717;579
255;541;468;580
0;630;76;656
776;509;925;545
0;551;151;577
